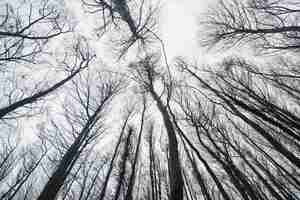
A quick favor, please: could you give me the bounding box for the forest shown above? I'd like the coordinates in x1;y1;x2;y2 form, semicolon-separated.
0;0;299;199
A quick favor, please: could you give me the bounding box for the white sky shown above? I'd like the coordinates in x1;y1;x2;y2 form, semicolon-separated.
161;0;209;59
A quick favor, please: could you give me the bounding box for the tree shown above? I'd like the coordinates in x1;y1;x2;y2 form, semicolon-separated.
0;0;71;65
176;57;300;199
129;54;184;200
113;126;134;200
124;97;147;200
37;70;125;200
0;37;94;120
2;0;300;200
82;0;158;57
0;136;48;200
201;0;300;52
96;106;134;200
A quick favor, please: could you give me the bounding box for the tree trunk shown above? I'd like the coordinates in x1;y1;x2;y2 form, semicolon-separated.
150;90;184;200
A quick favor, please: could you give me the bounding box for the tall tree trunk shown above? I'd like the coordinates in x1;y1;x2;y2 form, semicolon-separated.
150;89;184;200
113;127;134;200
183;144;212;200
97;115;130;200
169;109;231;200
125;100;146;200
37;104;102;200
186;68;300;169
149;126;158;200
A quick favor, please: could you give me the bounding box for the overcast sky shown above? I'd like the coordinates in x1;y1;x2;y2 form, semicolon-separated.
161;0;209;59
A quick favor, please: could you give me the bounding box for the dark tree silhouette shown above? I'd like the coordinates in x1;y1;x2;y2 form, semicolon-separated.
0;38;94;120
1;0;300;200
82;0;158;57
129;54;184;200
97;106;134;200
201;0;300;52
113;126;134;200
124;97;147;200
175;57;300;199
0;138;48;200
0;0;70;65
37;71;125;200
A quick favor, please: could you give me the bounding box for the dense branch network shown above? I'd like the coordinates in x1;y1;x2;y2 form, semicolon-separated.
0;0;300;200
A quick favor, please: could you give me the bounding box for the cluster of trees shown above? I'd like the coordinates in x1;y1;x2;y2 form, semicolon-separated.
0;0;299;200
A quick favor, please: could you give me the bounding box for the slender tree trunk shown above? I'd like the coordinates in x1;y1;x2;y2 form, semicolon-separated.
218;126;285;200
0;67;83;119
184;145;212;200
113;128;134;200
149;129;158;200
97;116;130;200
230;119;300;189
125;101;146;200
197;124;263;200
187;69;300;168
37;104;102;200
169;109;231;200
150;90;184;200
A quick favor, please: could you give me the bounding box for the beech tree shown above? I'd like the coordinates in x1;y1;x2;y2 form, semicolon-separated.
0;0;77;124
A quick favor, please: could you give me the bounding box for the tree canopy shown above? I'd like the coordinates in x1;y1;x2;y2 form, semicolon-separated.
0;0;299;200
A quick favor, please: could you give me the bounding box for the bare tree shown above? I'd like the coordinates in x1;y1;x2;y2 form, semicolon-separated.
97;105;135;200
0;139;48;200
178;59;300;169
0;135;18;184
175;58;300;199
0;37;94;121
201;0;300;52
3;0;300;199
37;70;125;200
146;122;159;200
82;0;158;57
113;126;134;200
0;0;71;66
129;54;184;200
124;97;147;200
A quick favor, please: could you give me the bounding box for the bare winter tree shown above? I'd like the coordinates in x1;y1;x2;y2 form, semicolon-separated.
113;125;135;200
36;70;125;200
0;0;71;66
124;97;147;200
96;104;135;200
2;0;300;200
176;58;300;199
201;0;300;52
82;0;158;57
0;37;95;121
59;151;110;200
0;136;48;200
182;59;300;168
129;54;184;200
